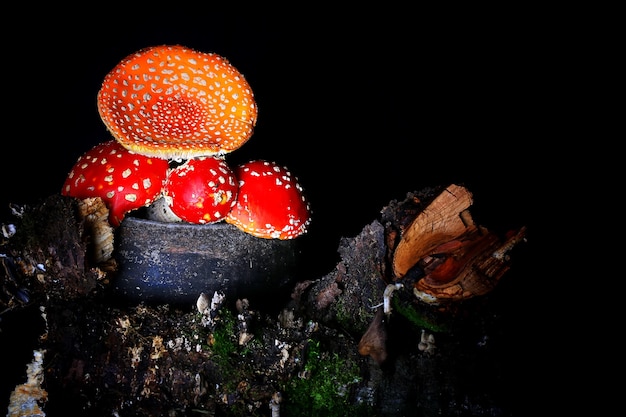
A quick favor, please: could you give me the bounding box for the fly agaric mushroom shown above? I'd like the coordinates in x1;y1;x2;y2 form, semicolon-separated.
225;160;311;239
62;140;169;227
97;44;258;160
163;156;238;224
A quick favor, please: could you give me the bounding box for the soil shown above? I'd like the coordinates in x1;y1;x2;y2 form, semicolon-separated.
1;188;530;417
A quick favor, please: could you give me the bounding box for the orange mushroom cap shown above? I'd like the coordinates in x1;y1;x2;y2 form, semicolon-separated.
97;45;258;160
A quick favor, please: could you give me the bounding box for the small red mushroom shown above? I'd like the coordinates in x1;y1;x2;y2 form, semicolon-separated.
97;44;258;160
225;160;311;239
163;156;238;224
62;140;170;227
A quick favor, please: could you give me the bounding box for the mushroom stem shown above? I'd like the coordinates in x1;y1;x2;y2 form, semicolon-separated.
269;391;282;417
383;283;403;315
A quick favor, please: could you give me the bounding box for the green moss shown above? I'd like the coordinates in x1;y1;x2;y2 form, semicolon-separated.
211;310;238;361
281;339;375;417
207;308;248;394
392;297;449;333
334;297;371;335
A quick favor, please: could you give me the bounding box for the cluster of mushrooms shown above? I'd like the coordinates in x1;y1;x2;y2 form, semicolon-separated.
62;44;312;242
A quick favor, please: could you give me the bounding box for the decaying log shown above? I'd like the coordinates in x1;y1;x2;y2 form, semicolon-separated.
1;185;528;416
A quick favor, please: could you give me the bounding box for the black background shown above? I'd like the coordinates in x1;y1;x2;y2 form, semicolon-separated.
0;8;543;243
1;6;554;415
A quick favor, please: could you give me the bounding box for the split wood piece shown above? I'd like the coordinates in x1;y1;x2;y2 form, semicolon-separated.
392;184;526;304
392;184;475;279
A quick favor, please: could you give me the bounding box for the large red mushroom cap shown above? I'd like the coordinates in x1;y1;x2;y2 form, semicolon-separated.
97;44;258;160
62;140;169;227
163;156;238;224
225;160;312;239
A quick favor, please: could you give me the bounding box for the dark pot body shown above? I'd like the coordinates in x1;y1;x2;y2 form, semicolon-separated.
112;217;301;305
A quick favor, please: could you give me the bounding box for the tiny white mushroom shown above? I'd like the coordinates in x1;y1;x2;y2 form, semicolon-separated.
196;292;210;314
418;329;436;355
383;283;403;315
1;223;16;238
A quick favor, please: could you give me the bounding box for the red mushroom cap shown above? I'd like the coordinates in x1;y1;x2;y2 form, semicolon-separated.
225;160;311;239
62;140;169;227
164;156;238;224
97;44;258;160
